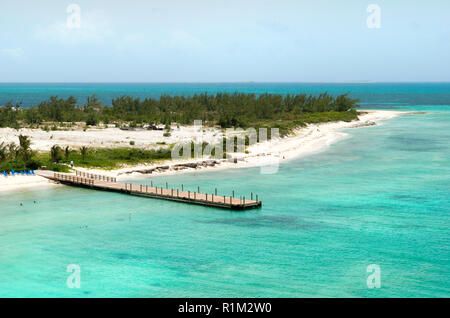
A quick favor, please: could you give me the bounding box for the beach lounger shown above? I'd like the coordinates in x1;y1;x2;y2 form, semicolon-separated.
11;170;16;175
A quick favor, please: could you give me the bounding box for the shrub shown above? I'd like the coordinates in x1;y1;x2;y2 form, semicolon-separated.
86;114;98;126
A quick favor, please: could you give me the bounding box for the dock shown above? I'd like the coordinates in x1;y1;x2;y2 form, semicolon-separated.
37;170;262;210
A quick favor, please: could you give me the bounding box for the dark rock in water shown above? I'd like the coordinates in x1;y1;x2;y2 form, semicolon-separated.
123;159;221;175
204;160;218;166
352;121;376;128
124;168;156;174
175;163;198;168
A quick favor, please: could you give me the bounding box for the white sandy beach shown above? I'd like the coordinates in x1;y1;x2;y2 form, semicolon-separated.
108;110;405;178
0;110;406;192
0;174;59;193
0;124;221;151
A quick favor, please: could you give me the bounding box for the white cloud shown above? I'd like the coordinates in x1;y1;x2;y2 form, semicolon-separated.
34;10;114;45
0;48;26;61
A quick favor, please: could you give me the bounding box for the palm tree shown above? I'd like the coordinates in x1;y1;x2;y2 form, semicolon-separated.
18;135;32;168
0;142;7;164
8;143;18;161
50;145;62;163
18;135;31;150
80;146;89;162
64;146;71;161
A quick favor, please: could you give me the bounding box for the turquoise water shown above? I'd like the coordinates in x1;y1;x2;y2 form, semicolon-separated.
1;84;449;297
1;82;450;109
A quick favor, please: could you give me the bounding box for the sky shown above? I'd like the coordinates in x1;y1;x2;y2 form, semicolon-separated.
0;0;449;82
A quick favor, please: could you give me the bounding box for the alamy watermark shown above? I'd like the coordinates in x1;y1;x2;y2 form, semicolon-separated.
366;264;381;288
171;120;280;174
366;4;381;29
67;4;81;29
66;264;81;288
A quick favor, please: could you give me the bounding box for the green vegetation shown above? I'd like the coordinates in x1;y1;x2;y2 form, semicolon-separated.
0;92;360;171
0;92;359;134
0;135;67;172
243;110;359;136
0;135;37;172
0;144;174;172
80;146;89;162
35;147;173;170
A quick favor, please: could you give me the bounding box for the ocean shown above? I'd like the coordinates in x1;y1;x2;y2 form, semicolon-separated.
0;83;449;297
1;82;450;109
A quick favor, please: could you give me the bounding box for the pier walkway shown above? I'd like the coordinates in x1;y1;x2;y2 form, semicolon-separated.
37;170;262;210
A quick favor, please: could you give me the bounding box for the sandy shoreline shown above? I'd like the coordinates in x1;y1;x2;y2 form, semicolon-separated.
109;110;405;179
0;110;408;192
0;174;59;193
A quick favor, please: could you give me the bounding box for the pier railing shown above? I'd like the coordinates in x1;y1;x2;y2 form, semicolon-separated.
74;170;116;183
54;172;95;186
49;172;261;210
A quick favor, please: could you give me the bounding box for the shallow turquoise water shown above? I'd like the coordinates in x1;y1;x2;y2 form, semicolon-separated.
1;109;449;297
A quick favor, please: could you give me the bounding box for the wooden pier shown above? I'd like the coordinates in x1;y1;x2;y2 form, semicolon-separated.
37;171;262;210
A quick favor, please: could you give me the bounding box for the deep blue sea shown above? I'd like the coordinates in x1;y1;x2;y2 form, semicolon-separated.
0;83;449;297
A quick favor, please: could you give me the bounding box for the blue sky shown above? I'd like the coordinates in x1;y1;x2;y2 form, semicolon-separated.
0;0;449;82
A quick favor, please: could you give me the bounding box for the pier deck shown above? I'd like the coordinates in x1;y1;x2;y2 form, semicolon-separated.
37;171;262;210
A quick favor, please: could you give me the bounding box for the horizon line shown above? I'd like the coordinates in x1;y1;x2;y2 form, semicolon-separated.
1;81;450;84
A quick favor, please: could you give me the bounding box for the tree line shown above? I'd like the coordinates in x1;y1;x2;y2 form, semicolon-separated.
0;92;359;128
